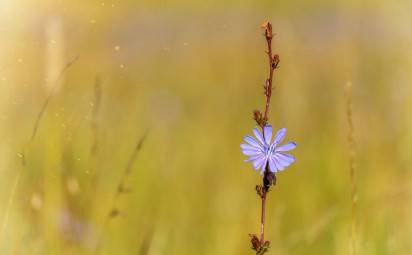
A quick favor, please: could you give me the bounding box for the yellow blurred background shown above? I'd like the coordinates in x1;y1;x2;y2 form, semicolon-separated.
0;0;411;254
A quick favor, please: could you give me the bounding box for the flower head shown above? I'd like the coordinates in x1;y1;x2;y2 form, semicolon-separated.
241;124;296;175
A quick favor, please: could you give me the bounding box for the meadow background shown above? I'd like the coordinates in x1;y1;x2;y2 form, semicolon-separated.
0;0;411;254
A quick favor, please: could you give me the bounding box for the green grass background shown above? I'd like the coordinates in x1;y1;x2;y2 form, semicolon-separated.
0;0;411;254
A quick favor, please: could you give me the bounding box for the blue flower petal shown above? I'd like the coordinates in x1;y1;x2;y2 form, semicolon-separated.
273;128;287;145
244;155;261;163
252;156;267;170
274;157;286;171
241;143;261;152
263;125;273;145
253;128;265;145
260;157;268;172
242;149;262;156
268;156;279;173
244;135;263;149
274;153;295;168
276;142;296;152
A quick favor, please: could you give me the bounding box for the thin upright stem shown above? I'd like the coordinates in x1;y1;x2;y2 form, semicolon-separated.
260;22;279;127
257;21;280;251
263;39;273;122
250;21;280;254
260;191;267;245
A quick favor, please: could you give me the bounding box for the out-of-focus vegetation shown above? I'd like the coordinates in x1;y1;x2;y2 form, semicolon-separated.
0;0;411;254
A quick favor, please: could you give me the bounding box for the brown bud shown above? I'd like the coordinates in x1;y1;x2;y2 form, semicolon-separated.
260;21;273;39
253;110;263;126
256;185;264;198
263;171;276;192
249;234;261;251
272;54;280;69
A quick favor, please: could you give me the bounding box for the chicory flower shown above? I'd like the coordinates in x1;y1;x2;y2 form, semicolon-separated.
241;125;296;174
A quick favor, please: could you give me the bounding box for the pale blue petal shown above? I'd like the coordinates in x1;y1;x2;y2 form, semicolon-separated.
242;149;262;156
277;153;295;164
276;142;297;152
253;156;267;170
263;125;273;145
260;157;268;172
268;156;279;173
241;143;261;152
244;155;261;163
273;128;286;145
274;153;295;169
253;128;265;145
274;156;286;171
260;159;269;171
244;135;263;148
274;156;288;168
